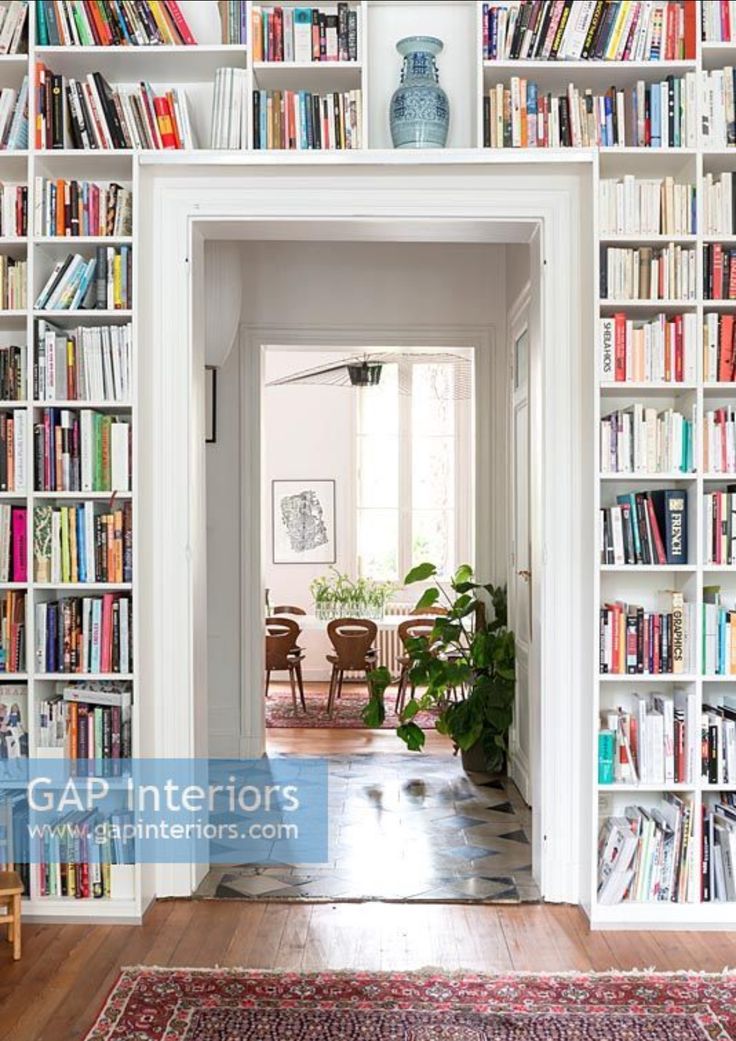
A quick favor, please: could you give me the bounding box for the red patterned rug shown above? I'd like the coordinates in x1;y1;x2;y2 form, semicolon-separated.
84;969;736;1040
266;683;438;730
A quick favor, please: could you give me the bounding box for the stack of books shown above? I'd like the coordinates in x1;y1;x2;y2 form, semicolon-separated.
35;65;196;150
601;245;697;301
702;172;736;236
35;321;131;402
702;795;736;902
221;0;247;44
35;248;132;312
703;2;736;41
37;684;133;759
0;342;26;400
598;690;698;786
36;0;196;46
0;503;25;582
703;313;736;382
0;183;27;237
600;312;696;383
35;808;135;899
34;179;132;238
701;68;736;149
0;410;26;491
0;78;28;151
703;587;736;674
0;590;24;672
35;593;131;674
704;489;736;565
0;255;26;309
482;2;697;62
253;88;361;149
704;244;736;300
33;409;130;493
600;406;693;475
599;176;696;237
0;686;26;759
210;68;248;149
704;408;736;473
251;3;358;62
599;593;696;675
600;488;688;566
34;501;133;584
0;1;27;53
702;699;736;785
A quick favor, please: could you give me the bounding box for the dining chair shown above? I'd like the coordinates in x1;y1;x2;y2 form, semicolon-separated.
395;617;437;714
410;605;448;616
325;618;378;718
265;616;307;713
272;605;306;615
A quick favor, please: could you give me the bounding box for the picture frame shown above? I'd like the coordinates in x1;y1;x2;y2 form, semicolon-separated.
272;479;336;564
205;366;217;444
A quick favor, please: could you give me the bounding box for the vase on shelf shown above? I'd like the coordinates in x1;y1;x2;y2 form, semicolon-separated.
389;36;450;149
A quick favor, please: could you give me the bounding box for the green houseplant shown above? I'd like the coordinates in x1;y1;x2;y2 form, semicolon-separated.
310;567;394;621
362;563;516;773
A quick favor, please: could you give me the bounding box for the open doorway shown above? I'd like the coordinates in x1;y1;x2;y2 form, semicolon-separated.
199;235;540;903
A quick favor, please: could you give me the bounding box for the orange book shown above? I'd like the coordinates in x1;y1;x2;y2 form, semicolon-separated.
165;91;182;148
68;702;78;759
56;179;65;236
153;96;177;149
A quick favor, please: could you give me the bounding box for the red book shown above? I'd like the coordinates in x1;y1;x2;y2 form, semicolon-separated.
729;254;736;300
11;507;26;582
646;495;667;564
673;314;683;382
683;1;697;58
101;593;113;673
664;3;676;60
83;0;111;45
153;96;177;149
720;314;735;381
614;313;627;381
713;243;724;300
722;0;731;44
162;0;196;45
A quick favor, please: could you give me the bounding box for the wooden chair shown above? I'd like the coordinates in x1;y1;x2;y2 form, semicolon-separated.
0;871;23;960
272;605;306;616
410;605;448;616
395;617;437;713
325;618;378;717
265;616;306;713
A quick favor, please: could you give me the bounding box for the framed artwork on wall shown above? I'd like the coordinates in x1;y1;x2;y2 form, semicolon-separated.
205;366;217;443
273;479;336;564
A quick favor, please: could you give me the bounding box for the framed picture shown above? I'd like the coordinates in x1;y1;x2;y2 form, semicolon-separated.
205;367;217;444
273;479;336;564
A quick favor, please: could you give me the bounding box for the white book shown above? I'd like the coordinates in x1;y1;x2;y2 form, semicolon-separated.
80;409;94;491
111;422;130;492
35;602;47;673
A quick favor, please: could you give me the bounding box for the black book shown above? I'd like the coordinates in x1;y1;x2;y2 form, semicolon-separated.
253;91;260;149
69;181;79;236
650;489;688;565
95;247;107;310
508;1;529;59
312;94;321;149
92;73;126;150
667;75;675;146
347;9;358;61
524;1;545;59
581;0;606;60
592;1;616;60
50;73;64;149
74;80;97;149
337;1;348;61
134;0;162;44
634;495;652;564
559;95;570;147
64;85;83;149
530;1;553;59
319;12;327;59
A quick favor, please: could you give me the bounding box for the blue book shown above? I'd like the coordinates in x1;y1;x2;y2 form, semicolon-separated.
604;94;613;147
70;258;97;311
299;92;308;150
36;1;48;45
598;730;615;784
260;91;267;150
76;505;86;583
527;82;538;141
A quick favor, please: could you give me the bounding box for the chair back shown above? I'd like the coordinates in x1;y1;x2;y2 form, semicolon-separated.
398;617;437;652
272;604;306;616
265;616;301;670
327;618;378;670
410;605;447;616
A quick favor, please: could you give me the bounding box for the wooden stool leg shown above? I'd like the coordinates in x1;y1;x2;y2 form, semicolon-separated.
336;669;344;701
6;904;13;944
12;894;20;960
264;669;271;698
296;661;307;712
288;666;298;713
326;666;337;717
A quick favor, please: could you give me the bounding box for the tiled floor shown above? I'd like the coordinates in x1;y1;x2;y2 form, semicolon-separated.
197;752;540;904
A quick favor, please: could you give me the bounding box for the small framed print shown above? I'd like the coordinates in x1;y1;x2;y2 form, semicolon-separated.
273;479;336;565
205;366;217;444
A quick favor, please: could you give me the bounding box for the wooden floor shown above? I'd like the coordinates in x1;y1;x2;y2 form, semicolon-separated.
2;902;736;1041
3;729;736;1041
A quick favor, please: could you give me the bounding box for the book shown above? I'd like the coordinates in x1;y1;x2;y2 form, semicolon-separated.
600;489;688;566
210;68;248;149
599;689;697;786
0;409;26;491
601;245;696;302
0;503;25;581
704;243;736;300
34;248;132;311
34;408;131;493
0;684;27;758
252;4;358;62
599;312;695;384
253;88;362;150
36;1;196;46
599;594;696;675
35;321;131;403
599;175;696;236
0;182;27;237
34;501;132;584
0;342;26;401
220;1;248;45
0;2;27;55
0;590;24;672
0;254;26;309
35;593;131;674
702;794;736;902
37;682;132;759
703;408;736;473
703;488;736;565
702;67;736;148
599;406;694;475
34;178;132;238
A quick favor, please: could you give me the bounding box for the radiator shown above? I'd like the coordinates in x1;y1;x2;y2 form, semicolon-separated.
377;602;413;674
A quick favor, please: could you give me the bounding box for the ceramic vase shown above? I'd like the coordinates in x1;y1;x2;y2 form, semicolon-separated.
389;36;450;149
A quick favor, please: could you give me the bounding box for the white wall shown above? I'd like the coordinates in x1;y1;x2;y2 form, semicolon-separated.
206;240;510;749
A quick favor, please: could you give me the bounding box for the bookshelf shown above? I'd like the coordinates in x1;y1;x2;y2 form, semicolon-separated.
0;0;733;926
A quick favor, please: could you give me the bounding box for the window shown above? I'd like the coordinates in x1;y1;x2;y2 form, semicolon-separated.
356;355;473;582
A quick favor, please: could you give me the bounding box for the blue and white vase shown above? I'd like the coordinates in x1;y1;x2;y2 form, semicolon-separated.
389;36;450;149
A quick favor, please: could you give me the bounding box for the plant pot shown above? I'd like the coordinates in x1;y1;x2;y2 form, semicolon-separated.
460;740;507;776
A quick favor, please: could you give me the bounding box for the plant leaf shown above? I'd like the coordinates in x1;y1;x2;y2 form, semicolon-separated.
396;722;426;751
361;697;386;729
414;587;440;611
453;564;474;586
404;562;437;585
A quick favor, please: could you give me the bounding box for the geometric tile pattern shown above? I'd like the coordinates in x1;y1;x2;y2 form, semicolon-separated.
196;753;540;903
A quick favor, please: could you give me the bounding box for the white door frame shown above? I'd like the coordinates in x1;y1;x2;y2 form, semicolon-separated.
137;153;595;905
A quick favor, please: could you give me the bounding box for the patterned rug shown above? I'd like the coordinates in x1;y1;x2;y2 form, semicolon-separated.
84;969;736;1040
266;682;438;730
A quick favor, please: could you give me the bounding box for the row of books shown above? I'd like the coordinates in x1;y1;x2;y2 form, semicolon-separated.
34;409;130;493
0;1;26;54
702;1;736;42
36;0;196;46
704;490;736;566
0;589;25;672
0;183;27;238
0;255;26;310
251;4;358;63
703;408;736;474
701;67;736;149
0;791;29;893
482;1;696;62
253;89;362;150
601;245;696;302
35;321;131;403
483;76;696;149
34;179;132;238
702;172;736;237
36;810;135;899
34;501;132;585
0;503;24;582
598;690;698;786
35;248;132;312
38;684;132;759
222;0;247;45
0;343;26;401
0;410;26;491
599;407;694;475
210;68;247;150
598;794;695;904
703;312;736;383
35;65;195;151
600;489;687;566
599;595;695;675
0;78;28;151
704;244;736;301
599;176;696;237
703;587;736;675
702;699;736;785
702;797;736;903
0;687;26;759
600;313;696;384
35;593;131;674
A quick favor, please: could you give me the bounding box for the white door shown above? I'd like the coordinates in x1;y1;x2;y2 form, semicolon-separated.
508;295;533;806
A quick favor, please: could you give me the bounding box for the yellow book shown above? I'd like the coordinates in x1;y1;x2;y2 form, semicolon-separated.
148;0;176;44
113;253;122;309
60;506;70;584
605;0;632;61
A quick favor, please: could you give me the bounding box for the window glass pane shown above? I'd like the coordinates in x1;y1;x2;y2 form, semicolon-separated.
412;364;454;435
358;435;398;509
412;509;455;576
358;363;399;436
357;509;398;580
412;435;454;511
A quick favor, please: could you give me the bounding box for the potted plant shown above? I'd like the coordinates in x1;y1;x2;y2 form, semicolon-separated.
310;567;394;620
362;563;516;774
